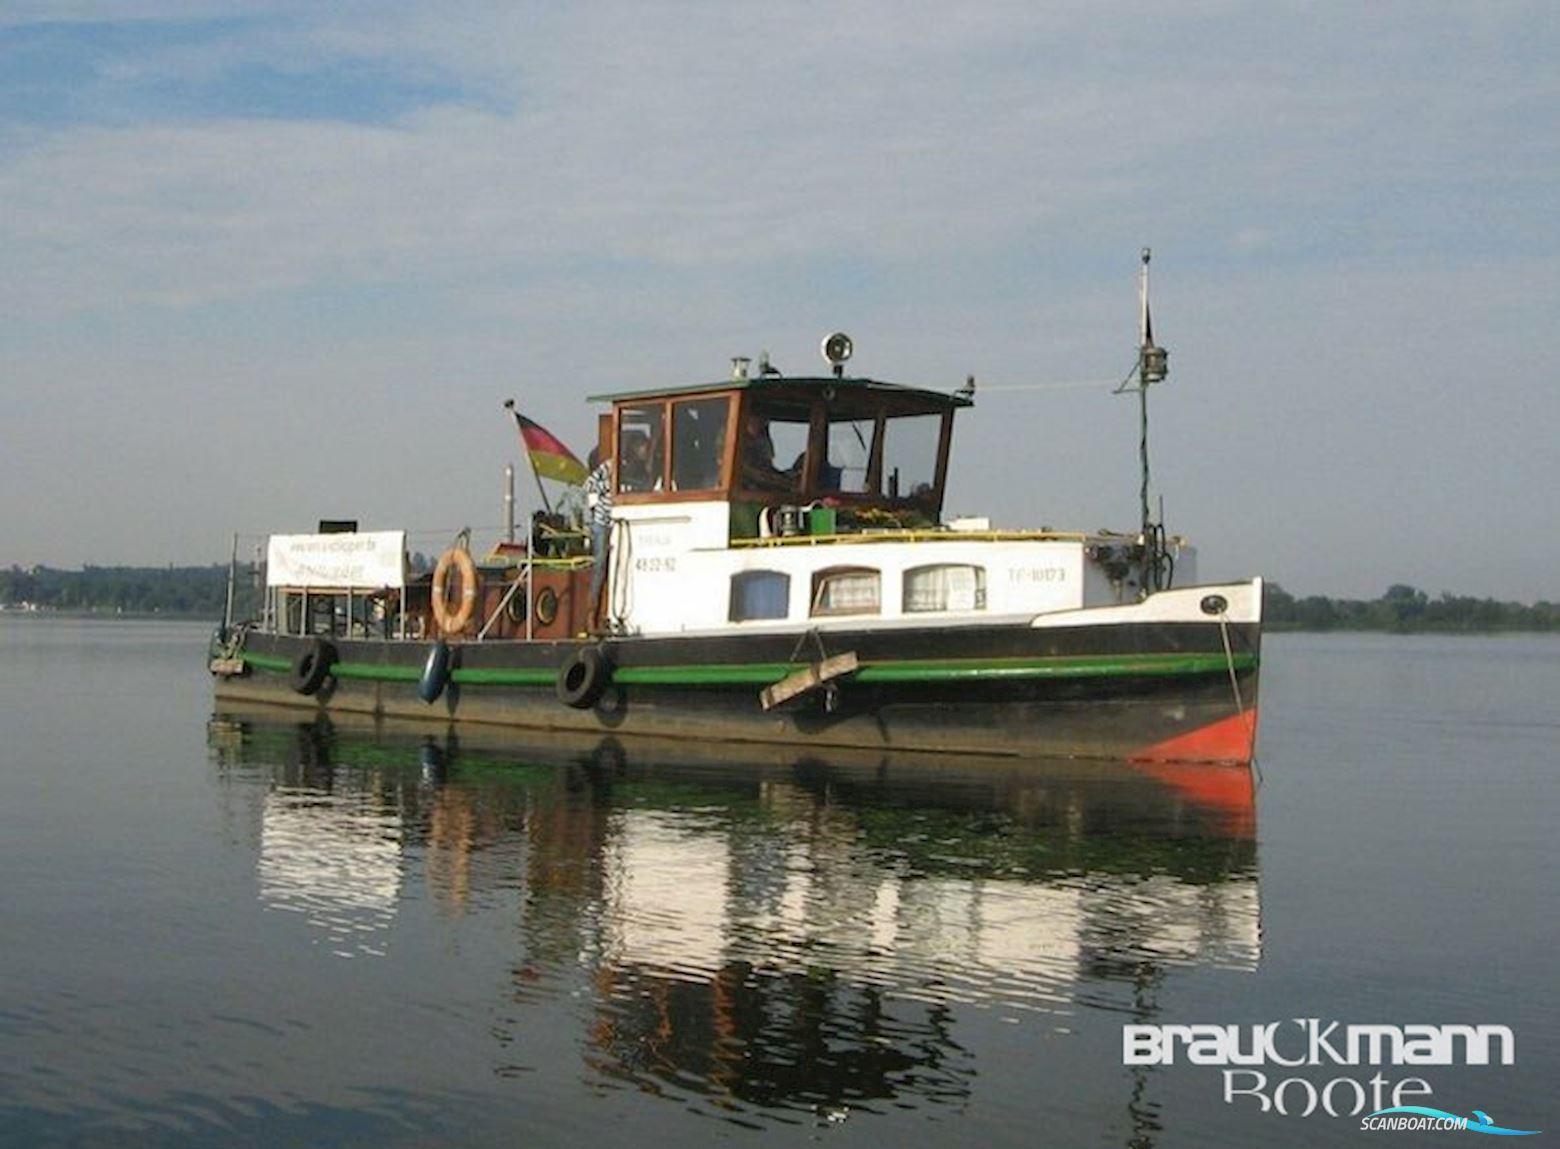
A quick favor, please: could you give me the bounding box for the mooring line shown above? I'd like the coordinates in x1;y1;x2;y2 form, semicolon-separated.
1216;607;1262;788
1215;608;1245;717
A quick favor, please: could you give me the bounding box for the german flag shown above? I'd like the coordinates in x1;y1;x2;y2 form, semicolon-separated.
510;409;588;485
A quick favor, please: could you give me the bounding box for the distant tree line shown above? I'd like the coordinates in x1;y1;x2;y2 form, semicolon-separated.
2;565;1557;631
1265;583;1559;632
1;565;229;616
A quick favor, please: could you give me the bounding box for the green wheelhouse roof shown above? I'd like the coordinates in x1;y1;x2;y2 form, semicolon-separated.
586;375;973;416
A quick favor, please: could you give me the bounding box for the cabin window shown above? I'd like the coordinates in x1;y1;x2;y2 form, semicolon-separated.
741;400;809;494
617;404;666;492
811;566;880;616
881;414;941;501
671;397;730;491
904;564;986;613
823;417;876;494
729;570;790;621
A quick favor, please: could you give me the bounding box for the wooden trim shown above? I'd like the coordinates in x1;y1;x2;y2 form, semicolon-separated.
809;564;882;617
805;400;825;490
609;389;956;515
865;412;885;495
596;412;612;466
668;392;736;495
720;391;741;492
932;409;954;518
614;399;669;495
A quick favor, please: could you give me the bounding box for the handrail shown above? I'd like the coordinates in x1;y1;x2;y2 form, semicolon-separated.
731;529;1093;548
477;569;528;641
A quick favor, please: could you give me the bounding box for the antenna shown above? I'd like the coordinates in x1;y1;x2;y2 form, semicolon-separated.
1115;249;1173;592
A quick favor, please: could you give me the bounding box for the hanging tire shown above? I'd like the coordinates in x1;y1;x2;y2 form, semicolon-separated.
557;646;612;709
291;637;336;696
418;639;452;704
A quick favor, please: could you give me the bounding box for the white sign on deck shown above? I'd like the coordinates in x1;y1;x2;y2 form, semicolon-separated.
266;531;406;589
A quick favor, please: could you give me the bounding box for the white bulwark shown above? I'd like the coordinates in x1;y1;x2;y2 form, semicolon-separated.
607;503;1201;637
266;531;407;590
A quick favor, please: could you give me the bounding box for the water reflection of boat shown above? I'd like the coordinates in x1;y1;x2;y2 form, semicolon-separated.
209;707;1259;1121
257;786;403;959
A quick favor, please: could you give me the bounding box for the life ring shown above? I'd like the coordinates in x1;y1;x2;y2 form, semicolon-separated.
557;645;612;709
290;637;336;696
431;548;480;635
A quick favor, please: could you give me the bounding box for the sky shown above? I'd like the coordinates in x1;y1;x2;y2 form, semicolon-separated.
1;1;1556;601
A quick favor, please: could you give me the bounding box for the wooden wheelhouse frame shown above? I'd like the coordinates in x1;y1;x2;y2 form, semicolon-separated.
597;377;967;520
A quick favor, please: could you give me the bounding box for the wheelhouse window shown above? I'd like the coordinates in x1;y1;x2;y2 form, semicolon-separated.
881;414;941;502
671;396;732;492
741;399;810;494
617;404;666;492
822;417;875;494
904;564;986;613
729;570;790;621
811;566;880;617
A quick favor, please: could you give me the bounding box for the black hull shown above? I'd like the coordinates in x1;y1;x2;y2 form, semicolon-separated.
215;615;1261;765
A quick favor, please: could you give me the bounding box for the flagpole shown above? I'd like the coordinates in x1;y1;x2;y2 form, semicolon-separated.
504;399;555;517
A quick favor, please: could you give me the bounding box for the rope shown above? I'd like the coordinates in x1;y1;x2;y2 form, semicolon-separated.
786;626;828;667
1215;607;1262;786
959;378;1119;394
1215;608;1245;716
608;518;632;629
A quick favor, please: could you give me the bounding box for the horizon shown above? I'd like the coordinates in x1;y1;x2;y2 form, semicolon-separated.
5;557;1556;611
2;5;1556;600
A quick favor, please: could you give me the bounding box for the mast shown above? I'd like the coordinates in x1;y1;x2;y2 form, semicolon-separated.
222;531;238;635
1120;248;1171;591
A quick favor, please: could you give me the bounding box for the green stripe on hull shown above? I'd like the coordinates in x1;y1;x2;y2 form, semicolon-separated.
445;667;557;686
242;653;292;673
612;664;792;686
241;648;1255;688
241;652;553;686
853;652;1254;683
335;663;422;682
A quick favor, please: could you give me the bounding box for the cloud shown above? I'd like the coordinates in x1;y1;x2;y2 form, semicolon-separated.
6;3;1552;323
0;3;1557;597
0;7;1351;313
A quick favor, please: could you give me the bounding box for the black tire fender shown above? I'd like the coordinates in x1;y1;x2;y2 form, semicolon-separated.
557;646;612;710
290;637;336;696
418;639;452;704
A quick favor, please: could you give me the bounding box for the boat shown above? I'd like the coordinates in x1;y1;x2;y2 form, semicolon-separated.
209;255;1263;765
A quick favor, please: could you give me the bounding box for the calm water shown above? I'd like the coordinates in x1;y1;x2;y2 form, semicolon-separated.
0;618;1554;1147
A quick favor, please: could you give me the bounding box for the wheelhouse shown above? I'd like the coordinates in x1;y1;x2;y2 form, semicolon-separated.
590;375;971;536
